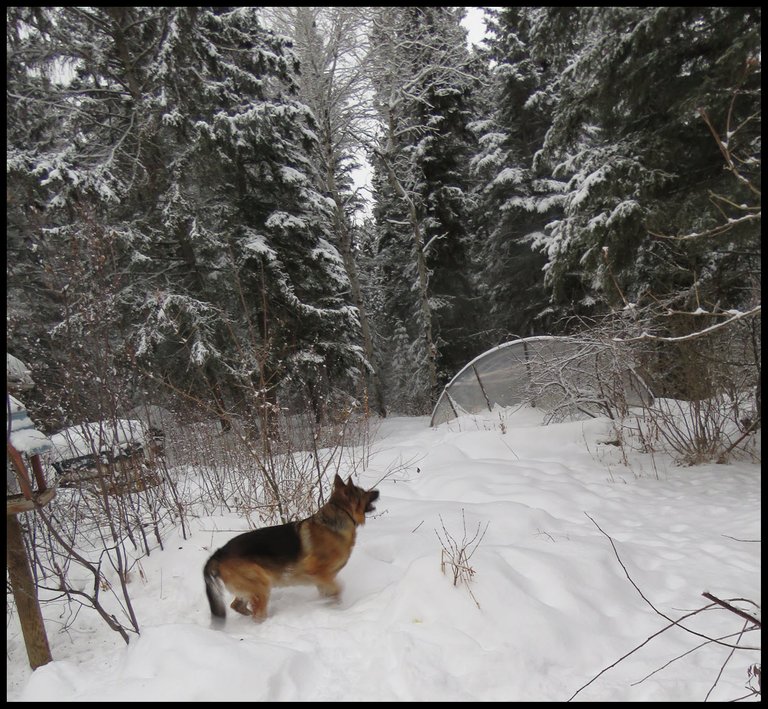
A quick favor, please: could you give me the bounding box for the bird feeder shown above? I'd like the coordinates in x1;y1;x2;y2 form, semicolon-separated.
7;393;55;669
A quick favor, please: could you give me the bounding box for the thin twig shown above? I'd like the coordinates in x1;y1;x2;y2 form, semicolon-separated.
630;627;758;687
567;604;715;701
704;619;750;701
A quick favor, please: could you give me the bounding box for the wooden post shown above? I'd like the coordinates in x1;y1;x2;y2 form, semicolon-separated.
7;513;52;669
30;454;48;493
7;443;34;499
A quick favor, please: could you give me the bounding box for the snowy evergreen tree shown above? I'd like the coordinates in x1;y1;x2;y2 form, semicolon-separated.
7;6;760;424
468;7;565;344
413;24;479;381
7;7;67;371
261;6;386;415
6;7;363;426
368;6;478;411
527;7;761;319
470;7;760;337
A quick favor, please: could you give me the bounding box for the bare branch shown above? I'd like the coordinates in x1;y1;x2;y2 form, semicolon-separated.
704;619;751;701
701;592;761;628
568;515;761;701
567;603;716;701
649;212;760;242
584;514;759;650
613;305;761;343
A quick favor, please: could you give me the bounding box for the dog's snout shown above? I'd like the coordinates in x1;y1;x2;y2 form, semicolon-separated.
364;488;380;514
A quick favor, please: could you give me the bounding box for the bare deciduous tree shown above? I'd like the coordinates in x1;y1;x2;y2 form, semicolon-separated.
368;7;478;408
262;7;386;415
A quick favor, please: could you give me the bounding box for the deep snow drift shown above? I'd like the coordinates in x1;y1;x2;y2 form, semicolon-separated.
7;407;761;701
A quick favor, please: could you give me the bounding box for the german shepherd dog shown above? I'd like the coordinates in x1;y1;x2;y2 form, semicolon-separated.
204;474;379;623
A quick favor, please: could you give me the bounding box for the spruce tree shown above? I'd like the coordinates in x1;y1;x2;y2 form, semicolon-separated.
528;7;761;318
6;7;363;426
469;8;563;344
260;7;386;416
368;6;477;411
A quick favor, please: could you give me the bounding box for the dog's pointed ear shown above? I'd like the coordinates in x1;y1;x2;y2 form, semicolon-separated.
333;474;344;489
346;474;353;486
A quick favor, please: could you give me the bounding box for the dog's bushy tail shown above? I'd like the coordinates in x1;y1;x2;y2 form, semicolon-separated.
204;555;226;625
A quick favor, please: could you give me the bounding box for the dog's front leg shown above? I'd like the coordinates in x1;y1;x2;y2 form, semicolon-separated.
316;577;341;602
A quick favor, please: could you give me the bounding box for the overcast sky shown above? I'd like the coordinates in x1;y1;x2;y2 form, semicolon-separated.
462;7;490;47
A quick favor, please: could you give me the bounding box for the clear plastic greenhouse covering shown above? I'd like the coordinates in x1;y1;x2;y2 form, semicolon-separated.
430;336;653;427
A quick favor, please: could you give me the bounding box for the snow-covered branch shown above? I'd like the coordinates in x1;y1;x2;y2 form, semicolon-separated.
613;305;761;343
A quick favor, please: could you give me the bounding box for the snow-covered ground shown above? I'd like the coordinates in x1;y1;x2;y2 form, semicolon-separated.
7;407;761;701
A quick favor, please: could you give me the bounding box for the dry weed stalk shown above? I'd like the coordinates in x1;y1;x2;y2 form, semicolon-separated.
435;508;489;609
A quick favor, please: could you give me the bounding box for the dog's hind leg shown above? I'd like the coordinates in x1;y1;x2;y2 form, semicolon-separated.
249;589;269;622
315;576;341;602
218;558;273;622
230;597;250;615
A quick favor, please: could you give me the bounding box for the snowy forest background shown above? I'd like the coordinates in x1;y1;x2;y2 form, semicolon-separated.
7;6;761;430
